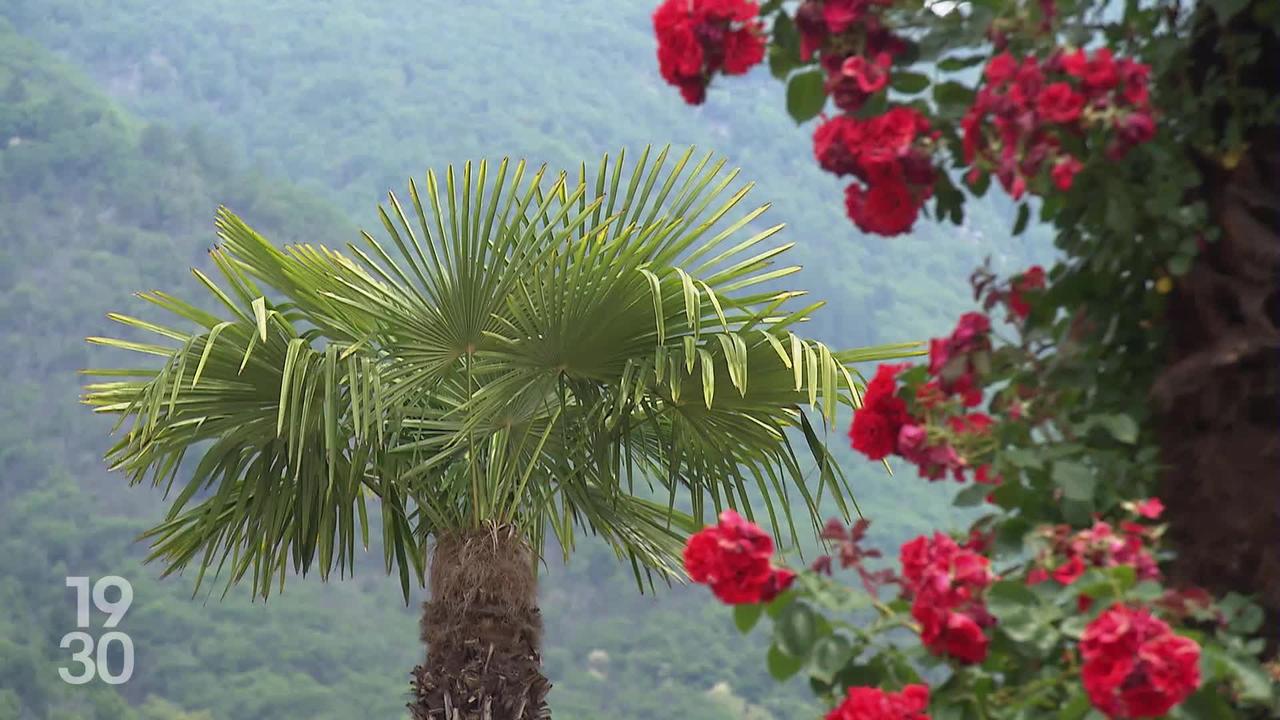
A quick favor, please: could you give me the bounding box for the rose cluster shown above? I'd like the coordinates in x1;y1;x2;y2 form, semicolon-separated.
962;49;1155;198
899;533;996;664
826;683;931;720
1081;604;1201;718
683;509;796;604
849;311;1001;483
974;264;1046;321
652;0;766;104
813;108;939;236
794;0;906;99
1027;508;1163;601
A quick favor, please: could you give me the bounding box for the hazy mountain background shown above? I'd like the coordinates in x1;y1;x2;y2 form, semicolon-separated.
0;2;1050;718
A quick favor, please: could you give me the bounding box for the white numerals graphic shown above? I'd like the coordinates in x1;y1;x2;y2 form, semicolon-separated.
60;576;135;685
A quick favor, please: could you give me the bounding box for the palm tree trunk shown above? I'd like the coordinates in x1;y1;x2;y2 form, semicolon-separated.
409;526;552;719
1153;1;1280;651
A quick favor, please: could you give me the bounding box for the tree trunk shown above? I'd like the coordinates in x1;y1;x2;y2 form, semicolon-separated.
409;526;552;719
1154;2;1280;650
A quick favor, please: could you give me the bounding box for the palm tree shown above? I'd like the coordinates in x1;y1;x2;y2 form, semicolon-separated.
82;146;919;719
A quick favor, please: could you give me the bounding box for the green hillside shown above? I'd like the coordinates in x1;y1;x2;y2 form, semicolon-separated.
0;0;1052;347
0;20;795;720
0;3;1050;718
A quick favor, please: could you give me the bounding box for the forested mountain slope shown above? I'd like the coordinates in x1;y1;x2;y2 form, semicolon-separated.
1;0;1051;348
0;2;1051;718
0;20;800;720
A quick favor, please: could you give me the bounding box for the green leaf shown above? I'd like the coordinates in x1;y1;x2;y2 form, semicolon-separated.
833;660;889;690
891;72;930;94
767;642;805;680
932;80;976;115
1013;203;1030;235
786;70;827;124
1075;565;1137;601
1174;687;1240;719
1094;414;1138;444
938;54;987;72
1228;602;1264;634
1169;252;1195;276
810;635;853;683
1060;614;1090;640
1057;691;1092;720
1052;461;1096;502
953;483;991;507
776;602;819;658
986;580;1039;618
1205;646;1277;703
765;590;796;619
1003;448;1043;469
768;13;802;80
734;602;764;634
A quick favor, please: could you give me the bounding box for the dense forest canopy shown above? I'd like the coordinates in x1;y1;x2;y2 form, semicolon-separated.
1;2;1055;718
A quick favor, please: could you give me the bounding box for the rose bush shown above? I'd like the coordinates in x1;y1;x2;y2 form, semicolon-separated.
660;0;1278;716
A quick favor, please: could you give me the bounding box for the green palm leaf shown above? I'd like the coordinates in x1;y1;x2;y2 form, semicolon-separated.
83;145;924;599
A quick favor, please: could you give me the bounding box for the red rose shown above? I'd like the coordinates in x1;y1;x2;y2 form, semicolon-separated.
760;565;797;602
915;605;990;664
1064;47;1118;91
850;407;898;460
822;0;864;33
1008;263;1048;317
722;27;765;74
1050;155;1082;191
843;52;892;93
947;413;994;435
1134;497;1164;519
873;107;931;153
655;21;704;82
845;178;920;236
678;79;708;104
952;311;991;346
683;509;795;604
1037;82;1085;123
1052;555;1085;584
813;116;862;176
794;0;827;60
984;52;1017;84
1083;47;1119;90
699;0;760;22
1081;605;1201;718
974;465;1001;485
827;684;931;720
1118;58;1151;106
1117;111;1156;146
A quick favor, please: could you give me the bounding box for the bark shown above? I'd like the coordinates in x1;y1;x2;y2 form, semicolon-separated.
1154;2;1280;651
409;527;551;720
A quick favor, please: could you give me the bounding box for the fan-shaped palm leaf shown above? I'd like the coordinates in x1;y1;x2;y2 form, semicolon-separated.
82;145;923;601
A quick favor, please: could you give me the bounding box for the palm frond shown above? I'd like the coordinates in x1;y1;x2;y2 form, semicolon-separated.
83;146;923;599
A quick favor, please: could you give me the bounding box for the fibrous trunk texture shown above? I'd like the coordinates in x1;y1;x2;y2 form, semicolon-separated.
409;527;550;720
1154;3;1280;652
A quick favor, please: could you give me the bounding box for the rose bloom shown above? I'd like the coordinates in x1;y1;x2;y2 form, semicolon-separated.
814;116;862;176
1081;604;1201;718
1037;82;1086;124
913;603;990;664
845;178;920;237
721;27;765;74
683;509;795;604
826;684;931;720
842;52;892;93
1050;155;1083;191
